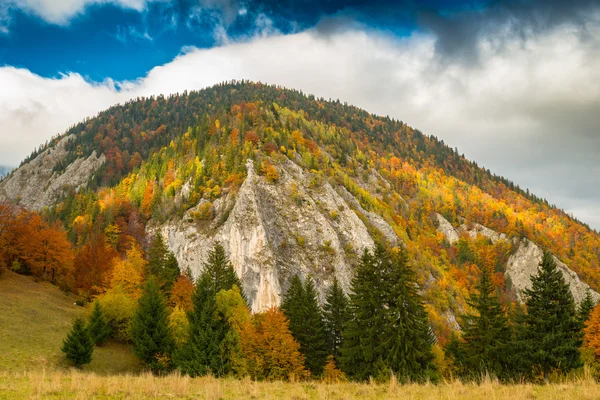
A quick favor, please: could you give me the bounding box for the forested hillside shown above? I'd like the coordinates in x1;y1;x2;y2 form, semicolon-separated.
1;80;600;343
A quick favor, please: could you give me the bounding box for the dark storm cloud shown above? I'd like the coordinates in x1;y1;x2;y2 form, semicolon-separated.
419;0;600;62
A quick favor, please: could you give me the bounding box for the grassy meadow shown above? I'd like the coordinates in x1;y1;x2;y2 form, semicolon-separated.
2;270;600;399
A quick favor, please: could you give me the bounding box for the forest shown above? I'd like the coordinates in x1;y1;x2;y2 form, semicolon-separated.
2;81;600;384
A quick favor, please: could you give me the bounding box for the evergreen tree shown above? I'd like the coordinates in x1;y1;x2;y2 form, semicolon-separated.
519;251;583;381
176;242;244;376
459;266;511;380
282;275;328;377
323;277;348;361
340;244;435;381
147;234;180;292
578;289;596;327
131;276;174;374
62;317;93;368
445;332;468;377
87;300;111;346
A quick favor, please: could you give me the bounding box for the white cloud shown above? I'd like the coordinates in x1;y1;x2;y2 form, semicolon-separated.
1;22;600;229
0;0;160;29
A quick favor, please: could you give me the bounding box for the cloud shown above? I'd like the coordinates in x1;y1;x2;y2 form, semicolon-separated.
1;20;600;229
0;0;161;30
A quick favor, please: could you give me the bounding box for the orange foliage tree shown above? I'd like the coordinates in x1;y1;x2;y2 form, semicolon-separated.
244;307;308;381
170;272;194;311
584;304;600;357
74;233;119;298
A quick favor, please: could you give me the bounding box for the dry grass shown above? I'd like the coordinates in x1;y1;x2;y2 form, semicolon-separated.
0;370;599;400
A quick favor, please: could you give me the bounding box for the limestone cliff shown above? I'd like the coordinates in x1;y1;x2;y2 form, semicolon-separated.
0;135;105;210
435;213;599;304
153;158;394;312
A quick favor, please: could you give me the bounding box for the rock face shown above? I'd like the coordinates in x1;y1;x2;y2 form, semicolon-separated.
435;213;599;304
155;158;396;312
0;135;105;210
506;239;600;304
435;213;506;244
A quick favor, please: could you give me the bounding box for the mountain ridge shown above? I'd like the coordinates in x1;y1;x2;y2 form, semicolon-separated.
1;80;599;340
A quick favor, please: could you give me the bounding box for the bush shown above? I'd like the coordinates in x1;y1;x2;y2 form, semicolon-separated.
98;287;137;342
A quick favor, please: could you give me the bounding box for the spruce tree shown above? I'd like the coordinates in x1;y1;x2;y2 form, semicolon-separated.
87;300;111;346
176;242;244;376
148;234;180;292
62;317;93;368
131;276;174;374
578;289;596;327
340;244;435;381
460;266;511;380
323;277;348;361
520;251;582;381
281;275;328;377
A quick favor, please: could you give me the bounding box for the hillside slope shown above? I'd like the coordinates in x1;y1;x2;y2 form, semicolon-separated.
0;271;139;373
1;81;599;339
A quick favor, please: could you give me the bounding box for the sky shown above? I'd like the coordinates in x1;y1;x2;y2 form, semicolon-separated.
0;0;599;230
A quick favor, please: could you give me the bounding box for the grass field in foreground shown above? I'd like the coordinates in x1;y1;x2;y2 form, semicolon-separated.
1;370;600;400
0;270;139;374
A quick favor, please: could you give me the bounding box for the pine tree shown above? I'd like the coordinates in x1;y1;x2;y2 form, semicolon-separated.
578;289;596;327
519;251;583;381
147;234;180;292
323;276;348;361
281;275;328;377
131;276;174;374
62;317;93;368
176;242;244;376
459;266;511;380
202;242;245;299
87;300;111;346
340;244;435;381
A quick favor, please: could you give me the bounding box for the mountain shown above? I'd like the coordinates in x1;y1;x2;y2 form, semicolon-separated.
1;81;599;340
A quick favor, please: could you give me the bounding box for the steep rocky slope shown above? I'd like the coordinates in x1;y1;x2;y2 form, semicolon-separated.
435;213;599;304
156;158;393;312
0;135;105;210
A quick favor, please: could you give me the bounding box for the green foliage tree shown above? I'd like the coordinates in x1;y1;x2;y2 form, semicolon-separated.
147;234;180;292
176;242;243;377
98;287;137;342
323;276;348;361
340;244;436;382
87;301;111;346
282;275;328;377
458;266;511;380
62;317;93;368
131;276;174;374
518;251;583;381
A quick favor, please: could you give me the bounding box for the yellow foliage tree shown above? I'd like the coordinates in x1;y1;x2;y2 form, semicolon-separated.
110;242;147;299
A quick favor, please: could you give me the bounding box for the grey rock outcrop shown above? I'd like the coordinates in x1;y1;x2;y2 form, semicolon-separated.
506;238;599;304
434;213;599;304
435;213;459;244
0;135;105;210
153;158;398;312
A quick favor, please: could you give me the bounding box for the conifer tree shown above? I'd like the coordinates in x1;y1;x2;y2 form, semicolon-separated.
459;266;511;379
131;276;174;374
148;234;180;292
341;244;435;381
579;289;596;326
323;276;348;361
62;317;93;368
519;251;582;381
87;300;111;346
176;242;244;376
282;275;328;377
